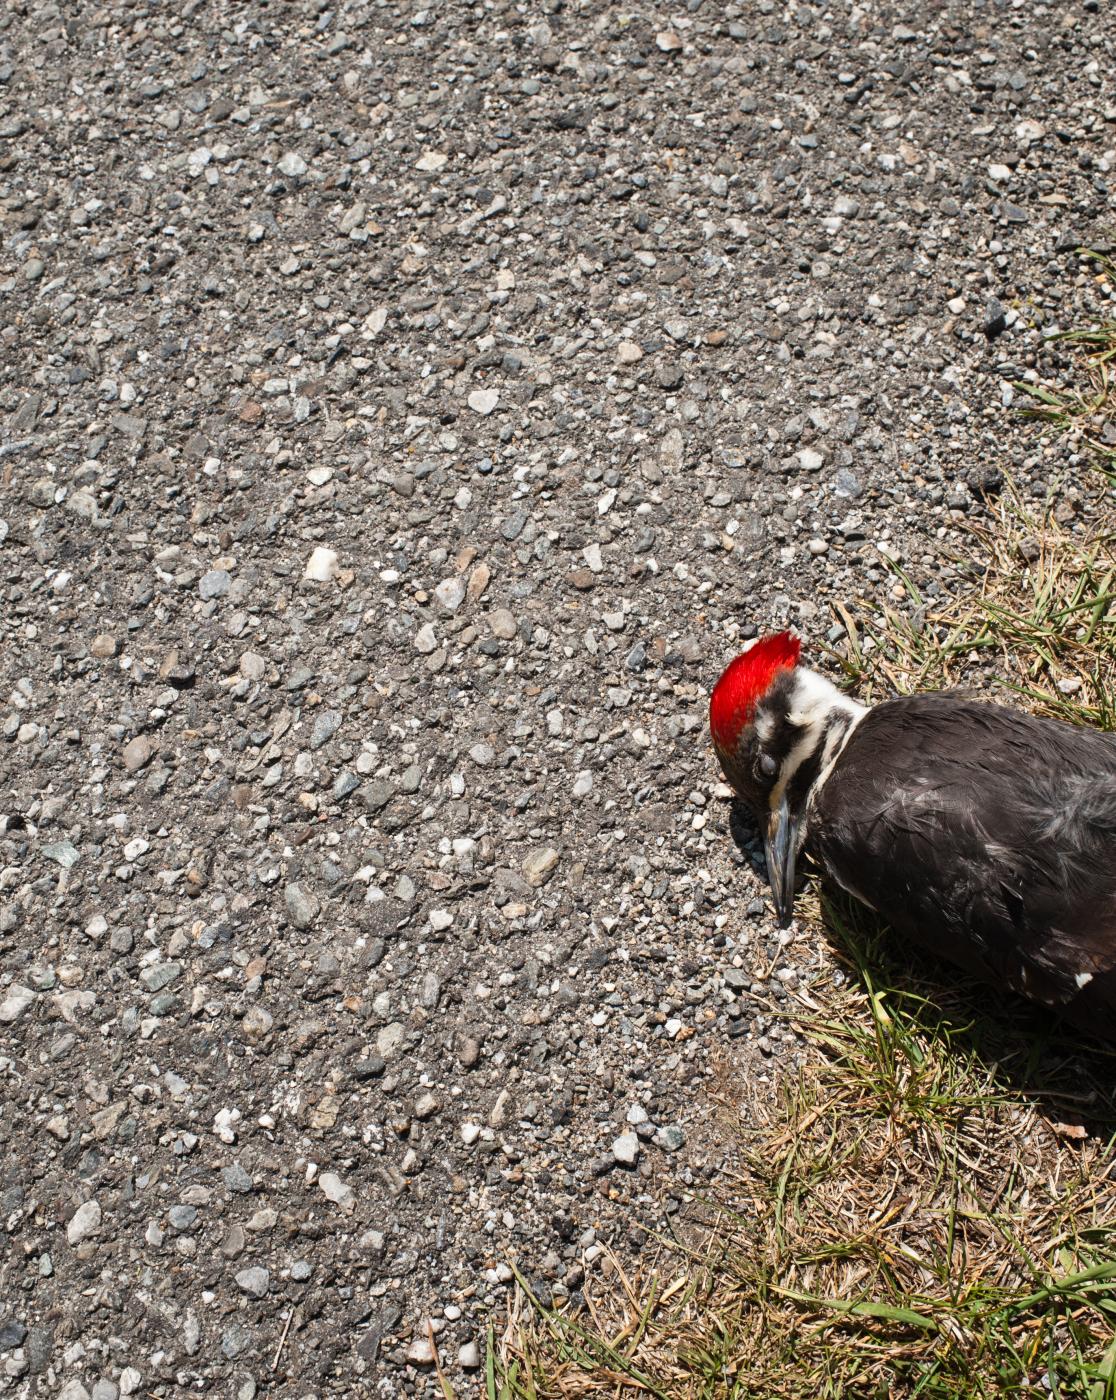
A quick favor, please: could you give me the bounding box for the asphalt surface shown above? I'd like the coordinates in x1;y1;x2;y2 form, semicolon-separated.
1;0;1114;1394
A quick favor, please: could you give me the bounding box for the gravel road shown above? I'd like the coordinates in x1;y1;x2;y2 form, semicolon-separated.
1;0;1113;1394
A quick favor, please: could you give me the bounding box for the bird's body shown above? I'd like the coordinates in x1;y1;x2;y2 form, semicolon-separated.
710;633;1116;1036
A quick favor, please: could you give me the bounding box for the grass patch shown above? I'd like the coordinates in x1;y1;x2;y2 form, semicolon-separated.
826;480;1116;729
491;898;1116;1399
1013;247;1116;479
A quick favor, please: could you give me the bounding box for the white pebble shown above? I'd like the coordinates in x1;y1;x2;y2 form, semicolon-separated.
303;546;339;582
434;576;466;612
67;1199;102;1245
612;1132;640;1165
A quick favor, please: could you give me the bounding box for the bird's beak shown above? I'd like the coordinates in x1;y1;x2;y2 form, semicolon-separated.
764;794;799;929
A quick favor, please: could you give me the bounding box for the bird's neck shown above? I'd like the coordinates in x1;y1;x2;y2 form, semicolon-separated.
769;669;867;815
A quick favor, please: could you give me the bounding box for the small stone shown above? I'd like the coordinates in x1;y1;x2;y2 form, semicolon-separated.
612;1132;640;1165
414;622;438;654
656;29;682;51
310;710;342;749
406;1336;435;1367
808;538;829;555
221;1325;252;1360
414;1092;440;1120
434;576;466;612
461;1122;482;1145
90;634;119;658
140;961;181;992
467;561;491;602
459;1341;481;1369
656;361;683;390
617;341;643;365
487;608;517;639
834;468;862;498
240;651;267;680
468;388;499;415
523;846;560;887
43;840;82;868
242;1006;273;1039
278;152;308;177
797;447;825;471
318;1172;355;1213
654;1124;686;1152
67;1199;102;1244
377;1021;406;1058
58;1383;91;1400
333;771;360;800
304;546;339;582
1015;119;1045;145
223;1163;254;1194
213;1107;241;1143
199;569;230;600
415;150;448;172
359;779;395;811
235;1266;270;1298
285;883;319;929
984;299;1008;340
0;1321;28;1353
660;427;684;472
168;1204;198;1231
122;735;154;773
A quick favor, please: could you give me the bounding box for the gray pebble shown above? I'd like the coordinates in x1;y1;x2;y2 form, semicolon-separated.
168;1204;198;1231
199;569;231;600
285;882;320;929
310;710;342;749
278;152;308;177
0;1321;27;1352
235;1265;270;1298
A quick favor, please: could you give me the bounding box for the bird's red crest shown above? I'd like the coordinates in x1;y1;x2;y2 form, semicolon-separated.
709;632;801;751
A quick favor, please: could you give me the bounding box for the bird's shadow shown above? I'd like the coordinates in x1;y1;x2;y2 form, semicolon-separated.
727;800;1116;1137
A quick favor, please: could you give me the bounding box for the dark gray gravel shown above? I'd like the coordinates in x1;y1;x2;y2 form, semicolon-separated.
1;0;1114;1393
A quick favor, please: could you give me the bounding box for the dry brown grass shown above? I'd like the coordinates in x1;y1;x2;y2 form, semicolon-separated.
827;480;1116;730
488;899;1116;1399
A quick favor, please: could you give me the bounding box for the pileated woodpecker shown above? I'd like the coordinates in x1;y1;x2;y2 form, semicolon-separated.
710;631;1116;1036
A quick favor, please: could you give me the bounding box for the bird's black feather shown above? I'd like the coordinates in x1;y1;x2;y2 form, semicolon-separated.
808;695;1116;1037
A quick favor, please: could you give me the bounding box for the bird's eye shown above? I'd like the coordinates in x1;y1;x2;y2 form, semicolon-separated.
759;753;778;779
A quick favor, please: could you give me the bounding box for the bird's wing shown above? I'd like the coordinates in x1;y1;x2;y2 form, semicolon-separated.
809;697;1116;1024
